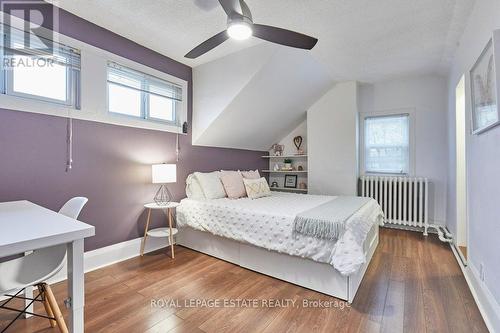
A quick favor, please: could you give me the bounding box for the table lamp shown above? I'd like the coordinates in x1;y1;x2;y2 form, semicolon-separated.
152;163;176;205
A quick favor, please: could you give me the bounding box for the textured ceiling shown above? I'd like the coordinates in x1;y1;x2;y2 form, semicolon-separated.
50;0;474;82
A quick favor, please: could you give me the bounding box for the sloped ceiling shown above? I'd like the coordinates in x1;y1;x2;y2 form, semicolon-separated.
192;44;333;150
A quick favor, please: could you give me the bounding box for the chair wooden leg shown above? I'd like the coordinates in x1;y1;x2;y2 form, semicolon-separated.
36;284;57;328
42;283;68;333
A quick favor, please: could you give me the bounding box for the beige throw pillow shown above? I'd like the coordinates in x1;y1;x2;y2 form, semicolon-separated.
243;177;271;199
241;169;260;179
220;171;246;199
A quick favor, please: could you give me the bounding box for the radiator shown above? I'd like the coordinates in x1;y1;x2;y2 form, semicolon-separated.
360;175;429;232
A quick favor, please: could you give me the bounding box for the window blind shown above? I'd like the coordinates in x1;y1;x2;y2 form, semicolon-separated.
2;24;81;70
107;62;182;102
364;114;410;174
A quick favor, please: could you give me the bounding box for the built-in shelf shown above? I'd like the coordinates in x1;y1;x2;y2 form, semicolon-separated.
263;154;308;194
270;187;308;192
262;170;308;173
261;155;308;158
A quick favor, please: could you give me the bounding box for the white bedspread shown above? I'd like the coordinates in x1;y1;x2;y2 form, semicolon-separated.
176;192;383;275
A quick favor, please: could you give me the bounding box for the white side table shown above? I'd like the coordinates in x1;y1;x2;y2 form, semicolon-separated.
141;202;180;258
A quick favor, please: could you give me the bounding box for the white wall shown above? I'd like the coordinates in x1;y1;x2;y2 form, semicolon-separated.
193;44;332;151
270;119;307;156
193;43;277;143
446;0;500;328
307;81;358;196
358;75;448;225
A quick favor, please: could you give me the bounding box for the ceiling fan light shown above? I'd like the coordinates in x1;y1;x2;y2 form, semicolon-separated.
227;22;252;40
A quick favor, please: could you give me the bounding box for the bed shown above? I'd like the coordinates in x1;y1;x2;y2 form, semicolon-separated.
176;191;383;302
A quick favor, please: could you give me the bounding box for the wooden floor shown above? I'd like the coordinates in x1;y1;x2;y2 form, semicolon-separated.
459;246;468;260
0;228;487;333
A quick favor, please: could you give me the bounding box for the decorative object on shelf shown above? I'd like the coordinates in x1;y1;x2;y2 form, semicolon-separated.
284;175;298;188
283;159;293;171
471;33;500;134
270;143;284;156
298;182;307;190
297;165;304;171
293;135;304;155
152;164;176;205
273;163;280;171
271;181;279;188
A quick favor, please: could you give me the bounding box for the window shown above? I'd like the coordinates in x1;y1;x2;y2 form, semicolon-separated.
1;24;81;107
363;114;410;174
107;62;181;124
0;19;186;133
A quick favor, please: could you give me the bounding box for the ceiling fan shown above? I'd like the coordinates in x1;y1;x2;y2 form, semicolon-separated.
185;0;318;59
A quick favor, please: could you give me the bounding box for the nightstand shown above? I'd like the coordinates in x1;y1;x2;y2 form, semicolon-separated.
141;202;180;258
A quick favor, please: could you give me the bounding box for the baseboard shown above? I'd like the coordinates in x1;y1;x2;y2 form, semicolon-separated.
47;236;170;285
450;244;500;333
382;224;436;234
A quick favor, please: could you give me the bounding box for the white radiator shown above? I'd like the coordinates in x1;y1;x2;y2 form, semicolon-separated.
360;175;429;233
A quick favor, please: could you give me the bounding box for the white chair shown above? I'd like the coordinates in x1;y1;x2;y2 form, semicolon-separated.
0;197;88;333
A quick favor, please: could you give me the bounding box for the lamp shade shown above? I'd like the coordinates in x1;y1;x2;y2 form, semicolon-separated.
152;164;176;184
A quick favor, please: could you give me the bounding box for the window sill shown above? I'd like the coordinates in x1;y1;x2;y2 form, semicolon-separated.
0;94;185;134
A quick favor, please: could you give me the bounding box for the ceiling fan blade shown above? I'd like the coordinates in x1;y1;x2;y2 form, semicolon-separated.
218;0;245;18
252;24;318;50
239;0;252;20
185;30;229;59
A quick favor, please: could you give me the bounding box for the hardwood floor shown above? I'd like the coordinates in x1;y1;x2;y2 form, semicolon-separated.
0;228;487;333
459;246;468;260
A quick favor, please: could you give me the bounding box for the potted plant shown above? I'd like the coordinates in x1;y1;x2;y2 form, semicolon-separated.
283;159;292;170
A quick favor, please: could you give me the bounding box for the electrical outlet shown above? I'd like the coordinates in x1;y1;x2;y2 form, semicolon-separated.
479;263;485;282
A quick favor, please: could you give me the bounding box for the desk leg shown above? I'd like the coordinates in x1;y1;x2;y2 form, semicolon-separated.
24;251;33;318
24;286;33;318
67;239;84;333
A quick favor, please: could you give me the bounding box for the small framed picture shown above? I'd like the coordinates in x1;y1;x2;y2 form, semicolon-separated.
470;33;500;134
284;175;298;188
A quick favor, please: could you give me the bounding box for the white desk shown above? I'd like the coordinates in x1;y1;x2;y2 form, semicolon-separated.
0;201;95;333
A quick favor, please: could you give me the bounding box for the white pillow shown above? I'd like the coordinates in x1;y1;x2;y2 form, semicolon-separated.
185;173;206;199
243;177;272;199
194;171;227;199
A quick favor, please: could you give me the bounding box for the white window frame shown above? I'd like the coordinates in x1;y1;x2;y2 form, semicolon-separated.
3;56;80;108
0;13;188;135
106;62;181;126
0;26;81;109
359;108;416;176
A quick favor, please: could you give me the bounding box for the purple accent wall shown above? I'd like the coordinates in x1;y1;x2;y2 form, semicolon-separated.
0;3;267;251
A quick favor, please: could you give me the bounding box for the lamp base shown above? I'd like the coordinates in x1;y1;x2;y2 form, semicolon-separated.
154;185;173;205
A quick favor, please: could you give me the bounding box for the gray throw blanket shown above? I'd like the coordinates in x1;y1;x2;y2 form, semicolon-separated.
294;196;371;240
